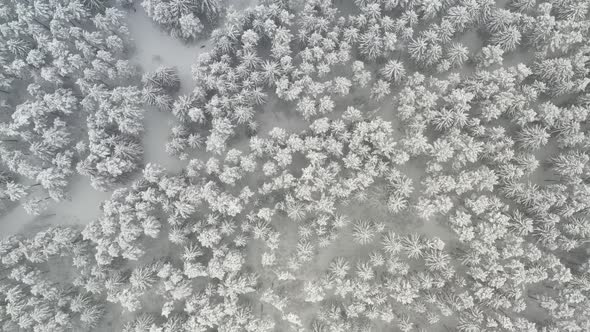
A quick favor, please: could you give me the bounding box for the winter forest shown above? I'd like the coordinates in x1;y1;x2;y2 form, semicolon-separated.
0;0;589;330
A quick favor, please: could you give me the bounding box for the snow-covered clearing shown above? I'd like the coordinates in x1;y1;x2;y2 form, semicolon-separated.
0;176;111;236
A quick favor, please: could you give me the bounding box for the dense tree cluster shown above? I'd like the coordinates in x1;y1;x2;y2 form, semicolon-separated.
166;3;294;157
1;0;590;331
0;227;103;331
78;160;275;330
141;0;222;42
0;0;146;212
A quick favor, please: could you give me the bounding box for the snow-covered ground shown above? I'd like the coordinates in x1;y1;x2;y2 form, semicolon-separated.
127;6;204;172
0;176;111;236
126;6;205;94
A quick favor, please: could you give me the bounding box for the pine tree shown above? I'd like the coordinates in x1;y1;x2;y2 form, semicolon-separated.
352;220;377;245
517;125;550;150
401;234;425;259
179;13;204;40
446;42;469;67
510;0;536;12
359;26;383;61
380;59;406;83
490;26;522;51
130;264;157;291
551;151;588;179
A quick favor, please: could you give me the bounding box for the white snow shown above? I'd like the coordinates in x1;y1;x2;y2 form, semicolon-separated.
0;176;111;236
127;6;207;172
126;6;204;94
